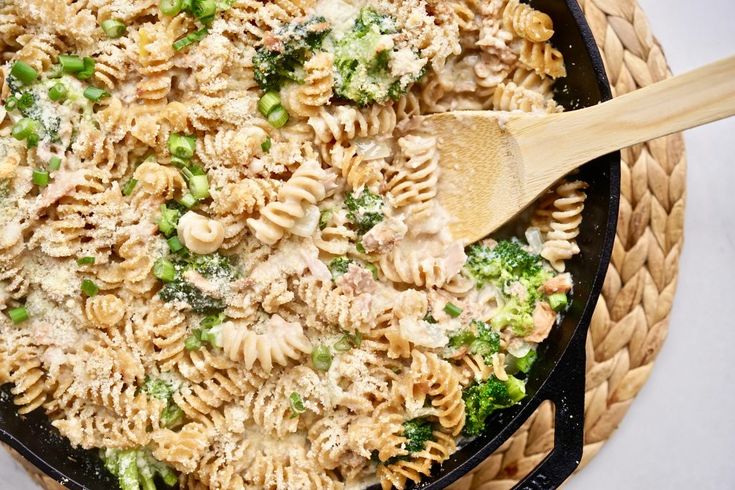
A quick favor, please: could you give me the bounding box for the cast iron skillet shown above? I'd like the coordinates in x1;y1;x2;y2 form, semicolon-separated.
0;0;619;488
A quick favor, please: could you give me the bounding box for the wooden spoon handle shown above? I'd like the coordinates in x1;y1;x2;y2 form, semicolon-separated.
512;55;735;182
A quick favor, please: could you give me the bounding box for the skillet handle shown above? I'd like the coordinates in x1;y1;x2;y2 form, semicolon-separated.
511;328;586;490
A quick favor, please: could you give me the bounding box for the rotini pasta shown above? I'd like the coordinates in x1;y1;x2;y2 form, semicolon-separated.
0;0;582;488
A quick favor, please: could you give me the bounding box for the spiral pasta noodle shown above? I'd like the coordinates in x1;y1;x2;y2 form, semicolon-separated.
540;180;589;271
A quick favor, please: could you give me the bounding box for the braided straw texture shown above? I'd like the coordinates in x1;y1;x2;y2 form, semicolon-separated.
5;0;685;488
449;0;686;488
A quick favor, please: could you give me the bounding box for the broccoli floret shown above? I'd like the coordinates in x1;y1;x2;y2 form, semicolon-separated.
185;313;226;351
141;375;177;401
462;376;527;436
447;320;501;361
465;240;554;335
513;349;537;374
253;16;331;91
101;448;177;490
345;189;384;233
328;257;353;279
333;7;425;105
158;252;235;313
402;418;434;453
141;375;183;429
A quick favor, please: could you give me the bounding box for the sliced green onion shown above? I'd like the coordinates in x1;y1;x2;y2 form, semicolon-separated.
188;175;209;200
185;332;202;351
257;91;281;117
311;344;332;371
81;279;99;297
7;306;29;324
177;193;197;209
77;256;96;265
261;136;272;152
160;0;183;15
11;118;37;141
167;236;185;253
267;106;289;128
170;156;189;168
548;292;568;312
318;209;332;230
168;133;196;159
157;205;180;237
173;28;209;51
187;164;206;176
4;97;17;111
26;133;39;148
355;241;366;254
153;258;176;282
48;156;62;171
333;336;352;352
76;57;96;80
101;19;126;38
83;86;109;102
192;0;216;22
32;169;49;187
288;392;306;418
59;55;84;73
10;61;38;85
365;263;378;279
444;302;462;318
121;178;138;196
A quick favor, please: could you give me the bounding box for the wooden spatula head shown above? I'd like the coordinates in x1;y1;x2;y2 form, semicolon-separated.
416;111;532;244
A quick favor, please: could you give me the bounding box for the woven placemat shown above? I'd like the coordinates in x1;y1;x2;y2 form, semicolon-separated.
449;0;686;488
6;0;685;488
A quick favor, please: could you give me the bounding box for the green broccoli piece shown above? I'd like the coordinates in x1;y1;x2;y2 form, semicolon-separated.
465;240;555;335
158;252;235;313
185;313;227;351
101;448;177;490
447;320;500;362
462;376;527;436
345;189;384;233
141;375;184;429
328;257;353;279
141;375;177;401
333;7;425;105
253;16;331;91
514;349;537;374
402;418;434;453
159;281;225;314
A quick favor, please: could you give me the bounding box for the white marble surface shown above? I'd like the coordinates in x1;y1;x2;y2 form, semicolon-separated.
2;0;734;488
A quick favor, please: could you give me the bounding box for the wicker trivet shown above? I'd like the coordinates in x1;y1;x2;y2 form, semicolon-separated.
7;0;685;488
450;0;686;488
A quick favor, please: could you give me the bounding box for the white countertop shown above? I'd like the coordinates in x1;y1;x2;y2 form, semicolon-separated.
2;0;734;488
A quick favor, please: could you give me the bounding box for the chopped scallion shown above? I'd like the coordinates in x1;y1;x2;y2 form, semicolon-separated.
48;156;62;171
10;61;38;85
77;256;96;266
267;106;289;128
8;306;29;324
101;19;126;38
81;279;100;297
168;133;196;159
160;0;183;15
288;392;306;418
4;97;17;111
311;344;333;371
83;86;109;102
261;136;272;152
444;302;462;318
32;169;49;187
153;258;176;282
48;83;68;102
121;178;138;196
173;28;209;51
26;132;39;148
191;0;216;22
188;175;209;200
76;57;96;80
11;118;37;141
59;55;84;73
178;193;197;209
257;91;281;117
167;236;185;253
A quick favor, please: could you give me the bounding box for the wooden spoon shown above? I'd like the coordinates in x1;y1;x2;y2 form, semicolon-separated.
418;55;735;244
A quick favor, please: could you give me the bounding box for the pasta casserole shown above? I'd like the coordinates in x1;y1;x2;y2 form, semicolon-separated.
0;0;588;488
